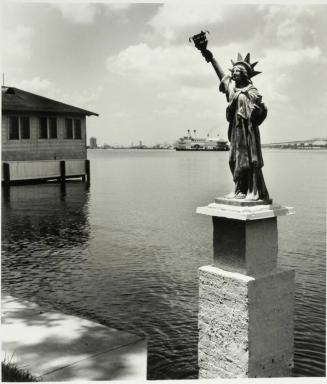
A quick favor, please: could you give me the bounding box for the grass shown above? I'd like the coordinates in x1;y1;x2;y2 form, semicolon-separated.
1;361;38;382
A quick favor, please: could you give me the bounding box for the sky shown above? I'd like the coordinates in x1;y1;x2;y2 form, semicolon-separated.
2;1;327;146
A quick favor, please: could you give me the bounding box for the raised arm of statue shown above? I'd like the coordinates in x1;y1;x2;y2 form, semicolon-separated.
201;49;225;81
188;31;225;82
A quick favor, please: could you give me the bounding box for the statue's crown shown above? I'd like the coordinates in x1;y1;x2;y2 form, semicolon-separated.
230;53;261;78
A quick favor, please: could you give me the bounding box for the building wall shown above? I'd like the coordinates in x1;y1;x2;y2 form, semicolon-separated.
2;160;86;181
2;113;87;161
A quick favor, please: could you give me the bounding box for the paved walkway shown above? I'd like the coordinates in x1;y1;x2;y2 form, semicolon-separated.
1;295;147;381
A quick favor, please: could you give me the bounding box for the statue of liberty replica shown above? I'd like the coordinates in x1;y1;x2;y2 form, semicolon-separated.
191;31;270;203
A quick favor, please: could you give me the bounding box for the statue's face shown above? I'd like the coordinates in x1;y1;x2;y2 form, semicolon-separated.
232;67;242;81
232;65;244;81
232;65;249;84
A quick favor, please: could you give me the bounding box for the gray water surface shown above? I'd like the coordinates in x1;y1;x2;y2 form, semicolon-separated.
2;149;326;379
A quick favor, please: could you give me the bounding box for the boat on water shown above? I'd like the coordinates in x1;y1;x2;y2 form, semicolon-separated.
175;131;229;151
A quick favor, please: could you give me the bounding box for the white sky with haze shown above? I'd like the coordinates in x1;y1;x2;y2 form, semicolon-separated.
2;1;327;146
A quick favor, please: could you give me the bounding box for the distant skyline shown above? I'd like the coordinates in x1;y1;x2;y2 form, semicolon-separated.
2;1;327;146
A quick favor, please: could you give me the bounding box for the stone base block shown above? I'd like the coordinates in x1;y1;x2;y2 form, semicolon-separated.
213;216;278;276
198;265;295;379
196;201;294;221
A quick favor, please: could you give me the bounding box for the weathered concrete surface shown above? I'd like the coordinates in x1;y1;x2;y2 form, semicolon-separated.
248;269;295;377
198;266;252;378
1;295;147;381
198;265;295;378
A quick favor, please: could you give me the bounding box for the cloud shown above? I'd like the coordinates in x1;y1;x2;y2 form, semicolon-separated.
106;43;208;82
154;106;179;117
16;77;102;110
258;5;323;51
256;73;291;104
148;2;224;41
256;45;325;103
262;46;324;70
62;87;103;110
2;25;33;61
105;40;246;87
159;85;219;103
105;4;131;12
17;77;56;96
156;84;226;132
52;3;99;24
103;3;132;23
52;3;131;24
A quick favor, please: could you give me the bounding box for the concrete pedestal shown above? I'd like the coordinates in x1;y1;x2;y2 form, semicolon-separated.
196;200;295;378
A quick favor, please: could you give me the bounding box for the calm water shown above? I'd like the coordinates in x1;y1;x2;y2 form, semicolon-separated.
2;149;326;379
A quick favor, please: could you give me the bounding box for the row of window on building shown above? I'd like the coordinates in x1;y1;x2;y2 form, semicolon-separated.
8;116;82;140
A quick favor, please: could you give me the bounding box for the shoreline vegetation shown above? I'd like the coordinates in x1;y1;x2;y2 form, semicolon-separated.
2;361;38;382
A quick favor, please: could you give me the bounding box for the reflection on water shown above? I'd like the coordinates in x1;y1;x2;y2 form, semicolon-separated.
2;182;91;308
2;149;326;379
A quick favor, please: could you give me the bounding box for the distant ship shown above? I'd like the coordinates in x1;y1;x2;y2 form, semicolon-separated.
175;130;229;151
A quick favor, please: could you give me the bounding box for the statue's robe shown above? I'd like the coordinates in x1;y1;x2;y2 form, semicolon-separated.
219;75;269;200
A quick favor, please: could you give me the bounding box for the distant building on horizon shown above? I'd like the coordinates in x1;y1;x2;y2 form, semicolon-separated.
89;137;97;149
2;86;98;183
